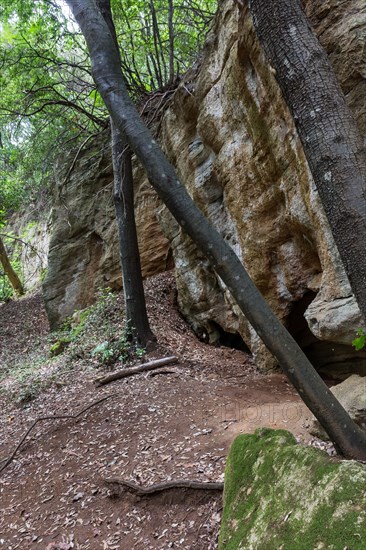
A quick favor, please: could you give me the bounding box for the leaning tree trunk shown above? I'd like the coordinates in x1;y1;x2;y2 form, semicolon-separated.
66;0;366;460
112;122;155;346
248;0;366;324
0;235;24;296
96;0;155;346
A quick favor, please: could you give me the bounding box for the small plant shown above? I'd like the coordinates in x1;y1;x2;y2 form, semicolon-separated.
91;334;131;366
352;328;366;351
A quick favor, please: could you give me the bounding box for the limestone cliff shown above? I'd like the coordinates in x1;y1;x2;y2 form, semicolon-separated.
42;130;170;328
43;0;366;376
158;0;366;375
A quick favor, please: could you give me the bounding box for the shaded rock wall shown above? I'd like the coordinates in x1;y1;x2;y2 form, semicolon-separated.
43;130;170;328
5;213;49;294
43;0;366;376
159;0;366;374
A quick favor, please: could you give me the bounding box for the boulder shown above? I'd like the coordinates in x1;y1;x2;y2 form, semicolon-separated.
310;375;366;440
219;429;366;549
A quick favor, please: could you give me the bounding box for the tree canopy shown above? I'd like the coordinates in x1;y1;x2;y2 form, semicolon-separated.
0;0;217;215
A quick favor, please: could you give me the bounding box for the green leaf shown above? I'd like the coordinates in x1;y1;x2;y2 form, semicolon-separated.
352;329;366;351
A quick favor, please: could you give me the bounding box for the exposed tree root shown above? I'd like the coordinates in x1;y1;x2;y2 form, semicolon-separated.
0;393;116;475
104;478;224;498
94;356;178;386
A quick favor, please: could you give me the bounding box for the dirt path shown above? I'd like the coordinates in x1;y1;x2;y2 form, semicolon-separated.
0;273;316;549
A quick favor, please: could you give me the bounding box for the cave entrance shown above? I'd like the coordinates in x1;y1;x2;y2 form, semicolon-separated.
209;320;250;353
286;291;366;380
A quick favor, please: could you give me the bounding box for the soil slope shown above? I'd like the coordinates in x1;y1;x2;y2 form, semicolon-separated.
0;272;324;549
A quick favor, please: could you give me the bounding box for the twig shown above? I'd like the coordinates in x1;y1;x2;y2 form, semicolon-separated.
0;393;116;475
94;356;178;387
104;478;224;497
62;132;99;186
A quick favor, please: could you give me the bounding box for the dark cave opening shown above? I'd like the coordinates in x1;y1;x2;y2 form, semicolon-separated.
209;320;251;353
286;291;366;380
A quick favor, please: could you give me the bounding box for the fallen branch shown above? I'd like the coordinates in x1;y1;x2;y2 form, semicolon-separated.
104;478;224;497
94;356;178;387
0;393;116;475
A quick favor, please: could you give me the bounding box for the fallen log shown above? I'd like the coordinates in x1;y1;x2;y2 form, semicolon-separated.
94;356;178;387
104;478;224;497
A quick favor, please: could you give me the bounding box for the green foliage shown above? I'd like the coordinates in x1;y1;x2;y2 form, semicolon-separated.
352;328;366;351
0;0;217;223
0;0;108;221
0;233;24;301
112;0;217;93
91;335;131;365
50;287;145;367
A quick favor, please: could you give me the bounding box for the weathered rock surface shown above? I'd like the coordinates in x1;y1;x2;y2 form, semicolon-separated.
43;0;366;375
310;375;366;440
219;429;366;549
158;0;366;373
43;130;170;329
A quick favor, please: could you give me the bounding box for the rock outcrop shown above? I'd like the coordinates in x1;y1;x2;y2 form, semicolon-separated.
43;0;366;376
43;130;170;328
159;0;366;374
219;429;366;549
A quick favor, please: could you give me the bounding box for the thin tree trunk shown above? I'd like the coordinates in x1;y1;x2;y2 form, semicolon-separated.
97;0;154;346
66;0;366;460
149;0;167;86
112;122;155;346
0;236;24;296
248;0;366;324
168;0;175;84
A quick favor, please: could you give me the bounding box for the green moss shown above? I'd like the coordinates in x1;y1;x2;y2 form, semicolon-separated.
49;338;70;356
219;429;366;549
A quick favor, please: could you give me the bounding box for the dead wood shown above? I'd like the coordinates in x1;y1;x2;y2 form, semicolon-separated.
104;478;224;497
0;393;116;475
94;356;178;386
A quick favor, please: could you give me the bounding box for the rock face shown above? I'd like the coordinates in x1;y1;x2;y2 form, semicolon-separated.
43;130;170;329
159;0;366;373
310;375;366;440
43;0;366;375
219;429;366;549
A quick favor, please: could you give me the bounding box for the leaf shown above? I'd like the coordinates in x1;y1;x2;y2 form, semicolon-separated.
352;329;366;351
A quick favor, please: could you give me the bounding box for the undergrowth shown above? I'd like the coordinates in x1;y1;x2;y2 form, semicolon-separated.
0;288;146;405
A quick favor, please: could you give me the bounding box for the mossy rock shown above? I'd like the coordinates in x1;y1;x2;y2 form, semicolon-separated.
219;429;366;549
49;338;70;357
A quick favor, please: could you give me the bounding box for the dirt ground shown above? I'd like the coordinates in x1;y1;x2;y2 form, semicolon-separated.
0;272;327;549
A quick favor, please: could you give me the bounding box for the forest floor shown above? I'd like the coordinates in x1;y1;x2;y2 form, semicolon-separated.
0;271;332;550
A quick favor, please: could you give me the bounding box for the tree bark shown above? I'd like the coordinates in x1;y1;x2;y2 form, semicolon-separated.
65;0;366;460
248;0;366;324
0;235;24;296
96;0;155;346
112;122;155;346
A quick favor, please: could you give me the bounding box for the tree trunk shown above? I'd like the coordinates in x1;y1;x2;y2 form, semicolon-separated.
65;0;366;460
0;235;24;296
112;122;155;346
248;0;366;324
168;0;175;84
96;0;155;347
